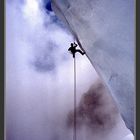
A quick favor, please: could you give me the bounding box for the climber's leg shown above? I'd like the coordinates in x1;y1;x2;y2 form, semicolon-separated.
76;49;85;55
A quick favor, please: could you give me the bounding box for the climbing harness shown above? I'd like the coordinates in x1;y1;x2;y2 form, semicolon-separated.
68;42;85;140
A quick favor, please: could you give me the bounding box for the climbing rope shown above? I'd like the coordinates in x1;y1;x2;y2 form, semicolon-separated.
68;42;85;140
73;56;77;140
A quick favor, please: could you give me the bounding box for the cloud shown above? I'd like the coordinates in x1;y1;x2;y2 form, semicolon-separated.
6;1;134;140
6;0;98;140
67;80;119;132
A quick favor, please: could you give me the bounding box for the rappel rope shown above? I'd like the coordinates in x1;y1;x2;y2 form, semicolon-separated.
68;42;85;140
73;56;77;140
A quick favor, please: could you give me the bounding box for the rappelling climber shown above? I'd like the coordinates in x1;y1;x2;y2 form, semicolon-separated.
68;42;85;58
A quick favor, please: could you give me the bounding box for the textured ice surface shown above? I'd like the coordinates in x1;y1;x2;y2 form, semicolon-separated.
51;0;134;133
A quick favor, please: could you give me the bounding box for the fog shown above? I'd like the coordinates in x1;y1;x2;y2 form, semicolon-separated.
6;0;134;140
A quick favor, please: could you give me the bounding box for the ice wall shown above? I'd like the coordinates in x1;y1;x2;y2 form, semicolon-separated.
51;0;135;132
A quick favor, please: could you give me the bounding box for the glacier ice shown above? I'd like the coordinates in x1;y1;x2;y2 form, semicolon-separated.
51;0;134;134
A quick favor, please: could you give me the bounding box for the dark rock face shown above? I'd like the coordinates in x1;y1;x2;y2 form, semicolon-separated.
67;80;119;133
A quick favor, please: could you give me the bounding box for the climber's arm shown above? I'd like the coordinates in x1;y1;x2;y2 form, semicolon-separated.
73;42;78;47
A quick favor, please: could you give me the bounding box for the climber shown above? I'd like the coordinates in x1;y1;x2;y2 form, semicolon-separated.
68;42;85;58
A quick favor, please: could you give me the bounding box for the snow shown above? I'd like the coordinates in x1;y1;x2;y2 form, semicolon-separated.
51;0;135;139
